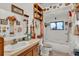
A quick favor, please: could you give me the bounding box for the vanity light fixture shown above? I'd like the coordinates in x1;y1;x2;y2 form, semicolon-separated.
59;3;62;6
57;7;59;8
53;5;56;9
65;3;70;6
43;8;46;11
47;8;49;11
50;6;52;8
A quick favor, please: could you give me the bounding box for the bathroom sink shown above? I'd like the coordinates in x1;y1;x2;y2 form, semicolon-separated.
5;41;29;52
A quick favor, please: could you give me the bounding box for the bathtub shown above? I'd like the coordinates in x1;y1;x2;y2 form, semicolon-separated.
42;40;74;56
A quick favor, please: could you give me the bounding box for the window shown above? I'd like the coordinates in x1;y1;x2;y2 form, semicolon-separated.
57;22;64;30
50;22;56;30
50;21;64;30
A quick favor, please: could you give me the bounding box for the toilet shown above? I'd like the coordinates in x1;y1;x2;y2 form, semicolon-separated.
40;41;53;56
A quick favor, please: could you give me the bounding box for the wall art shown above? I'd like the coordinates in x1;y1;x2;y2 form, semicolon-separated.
16;20;20;25
0;19;8;25
2;26;6;32
11;4;24;15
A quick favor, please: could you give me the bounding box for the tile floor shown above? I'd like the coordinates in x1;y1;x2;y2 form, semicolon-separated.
49;50;70;56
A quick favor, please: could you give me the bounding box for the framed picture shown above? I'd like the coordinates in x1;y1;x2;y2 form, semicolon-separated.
65;3;70;6
0;19;8;25
11;4;24;15
2;26;6;32
16;20;20;25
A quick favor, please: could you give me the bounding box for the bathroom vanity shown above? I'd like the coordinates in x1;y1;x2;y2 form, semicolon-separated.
18;43;39;56
4;39;40;56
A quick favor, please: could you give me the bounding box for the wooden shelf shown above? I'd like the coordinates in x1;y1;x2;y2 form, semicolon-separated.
74;4;79;12
34;4;42;11
33;3;44;38
34;4;43;21
34;8;43;15
34;16;42;21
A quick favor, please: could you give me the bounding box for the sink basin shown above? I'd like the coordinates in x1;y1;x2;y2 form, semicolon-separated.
5;41;28;52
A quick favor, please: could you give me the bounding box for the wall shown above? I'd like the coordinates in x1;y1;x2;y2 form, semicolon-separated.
43;5;74;53
43;4;79;54
0;3;33;37
43;6;71;44
69;9;79;50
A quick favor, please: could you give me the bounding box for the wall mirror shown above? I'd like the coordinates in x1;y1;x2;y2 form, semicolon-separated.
23;14;29;40
7;16;16;36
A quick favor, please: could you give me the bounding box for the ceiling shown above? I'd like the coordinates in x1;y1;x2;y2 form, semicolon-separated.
39;3;63;8
39;3;72;22
39;3;72;10
39;3;58;8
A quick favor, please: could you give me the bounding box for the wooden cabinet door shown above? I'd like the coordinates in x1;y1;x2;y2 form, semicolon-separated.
0;37;4;56
33;44;39;56
18;44;39;56
0;43;3;56
25;50;33;56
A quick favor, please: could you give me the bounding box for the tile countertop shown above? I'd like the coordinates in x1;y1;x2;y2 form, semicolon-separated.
4;39;40;56
4;35;27;41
